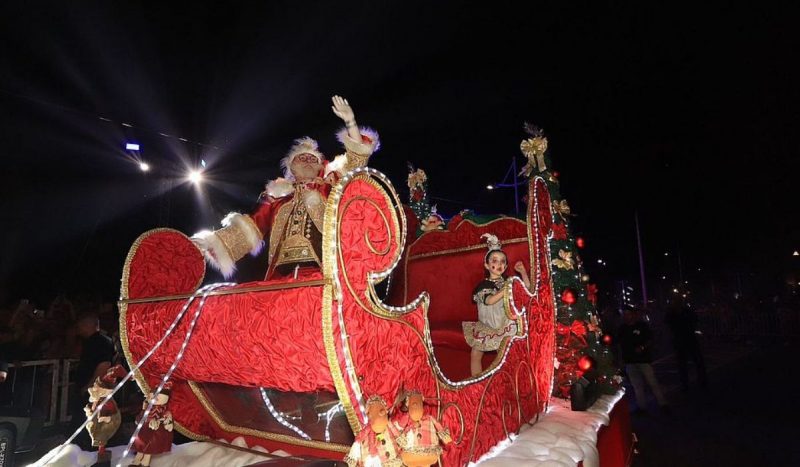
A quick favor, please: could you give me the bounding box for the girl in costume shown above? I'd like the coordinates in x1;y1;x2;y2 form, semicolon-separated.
463;233;530;376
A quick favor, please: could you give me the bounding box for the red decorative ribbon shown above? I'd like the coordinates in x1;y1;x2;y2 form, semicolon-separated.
552;222;568;240
557;320;588;347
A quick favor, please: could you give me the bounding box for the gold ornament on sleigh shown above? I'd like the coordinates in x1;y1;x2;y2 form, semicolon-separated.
519;136;549;176
407;168;428;190
551;249;575;270
552;199;572;221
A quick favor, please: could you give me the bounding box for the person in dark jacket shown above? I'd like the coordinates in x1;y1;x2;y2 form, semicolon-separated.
617;307;668;413
665;298;707;391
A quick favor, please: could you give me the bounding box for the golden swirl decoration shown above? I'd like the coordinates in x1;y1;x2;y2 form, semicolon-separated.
440;402;466;445
338;196;395;313
500;399;514;437
322;170;412;434
467;370;516;462
515;360;540;425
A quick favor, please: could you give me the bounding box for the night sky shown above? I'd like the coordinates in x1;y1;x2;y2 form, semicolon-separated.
1;1;798;304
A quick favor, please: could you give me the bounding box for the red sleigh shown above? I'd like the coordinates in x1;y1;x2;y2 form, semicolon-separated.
119;168;556;466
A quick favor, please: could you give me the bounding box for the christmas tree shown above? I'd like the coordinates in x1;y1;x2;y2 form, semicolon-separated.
519;124;621;398
407;165;445;235
407;165;432;223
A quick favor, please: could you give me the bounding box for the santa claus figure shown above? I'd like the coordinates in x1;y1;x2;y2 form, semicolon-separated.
419;208;445;233
395;389;451;467
131;382;174;466
193;95;379;280
84;365;126;467
344;395;403;467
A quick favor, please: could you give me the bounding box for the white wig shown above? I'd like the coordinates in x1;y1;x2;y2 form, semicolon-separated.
280;137;325;181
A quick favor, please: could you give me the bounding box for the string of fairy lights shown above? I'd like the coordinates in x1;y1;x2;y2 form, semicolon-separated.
34;282;235;467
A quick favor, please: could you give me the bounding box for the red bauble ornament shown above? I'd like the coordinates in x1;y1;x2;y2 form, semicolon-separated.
576;237;585;249
552;171;560;178
577;355;595;372
561;289;577;305
601;334;613;346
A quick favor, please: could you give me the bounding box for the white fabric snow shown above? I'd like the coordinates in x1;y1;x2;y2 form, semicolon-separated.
472;389;625;467
34;390;624;467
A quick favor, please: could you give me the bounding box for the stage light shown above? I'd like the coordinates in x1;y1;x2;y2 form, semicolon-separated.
188;170;203;184
126;143;140;151
201;159;207;168
139;162;150;172
487;185;494;190
794;251;799;256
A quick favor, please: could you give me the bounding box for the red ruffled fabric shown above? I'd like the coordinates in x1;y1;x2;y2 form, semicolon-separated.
121;176;556;467
126;230;206;299
127;277;332;392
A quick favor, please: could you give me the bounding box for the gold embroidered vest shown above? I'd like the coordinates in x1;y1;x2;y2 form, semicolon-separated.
268;184;326;270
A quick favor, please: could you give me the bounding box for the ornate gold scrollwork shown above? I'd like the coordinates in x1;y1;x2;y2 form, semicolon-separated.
500;400;513;437
440;402;466;445
515;360;540;426
467;371;516;462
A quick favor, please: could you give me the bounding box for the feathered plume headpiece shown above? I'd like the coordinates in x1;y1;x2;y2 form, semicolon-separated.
481;233;504;262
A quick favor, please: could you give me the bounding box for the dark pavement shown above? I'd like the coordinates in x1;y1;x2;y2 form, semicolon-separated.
627;339;800;466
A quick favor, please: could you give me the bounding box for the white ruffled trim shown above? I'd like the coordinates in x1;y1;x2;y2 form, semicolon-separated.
324;154;348;178
280;137;325;181
335;126;380;155
264;178;294;199
192;230;236;279
302;189;324;209
221;212;264;256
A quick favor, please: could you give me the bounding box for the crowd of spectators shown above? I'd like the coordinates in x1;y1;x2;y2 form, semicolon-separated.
0;287;133;448
0;291;120;367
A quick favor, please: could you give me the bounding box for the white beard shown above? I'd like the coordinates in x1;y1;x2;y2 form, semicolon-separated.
302;187;324;210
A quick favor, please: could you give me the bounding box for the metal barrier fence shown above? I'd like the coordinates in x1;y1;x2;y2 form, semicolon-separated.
0;359;78;426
